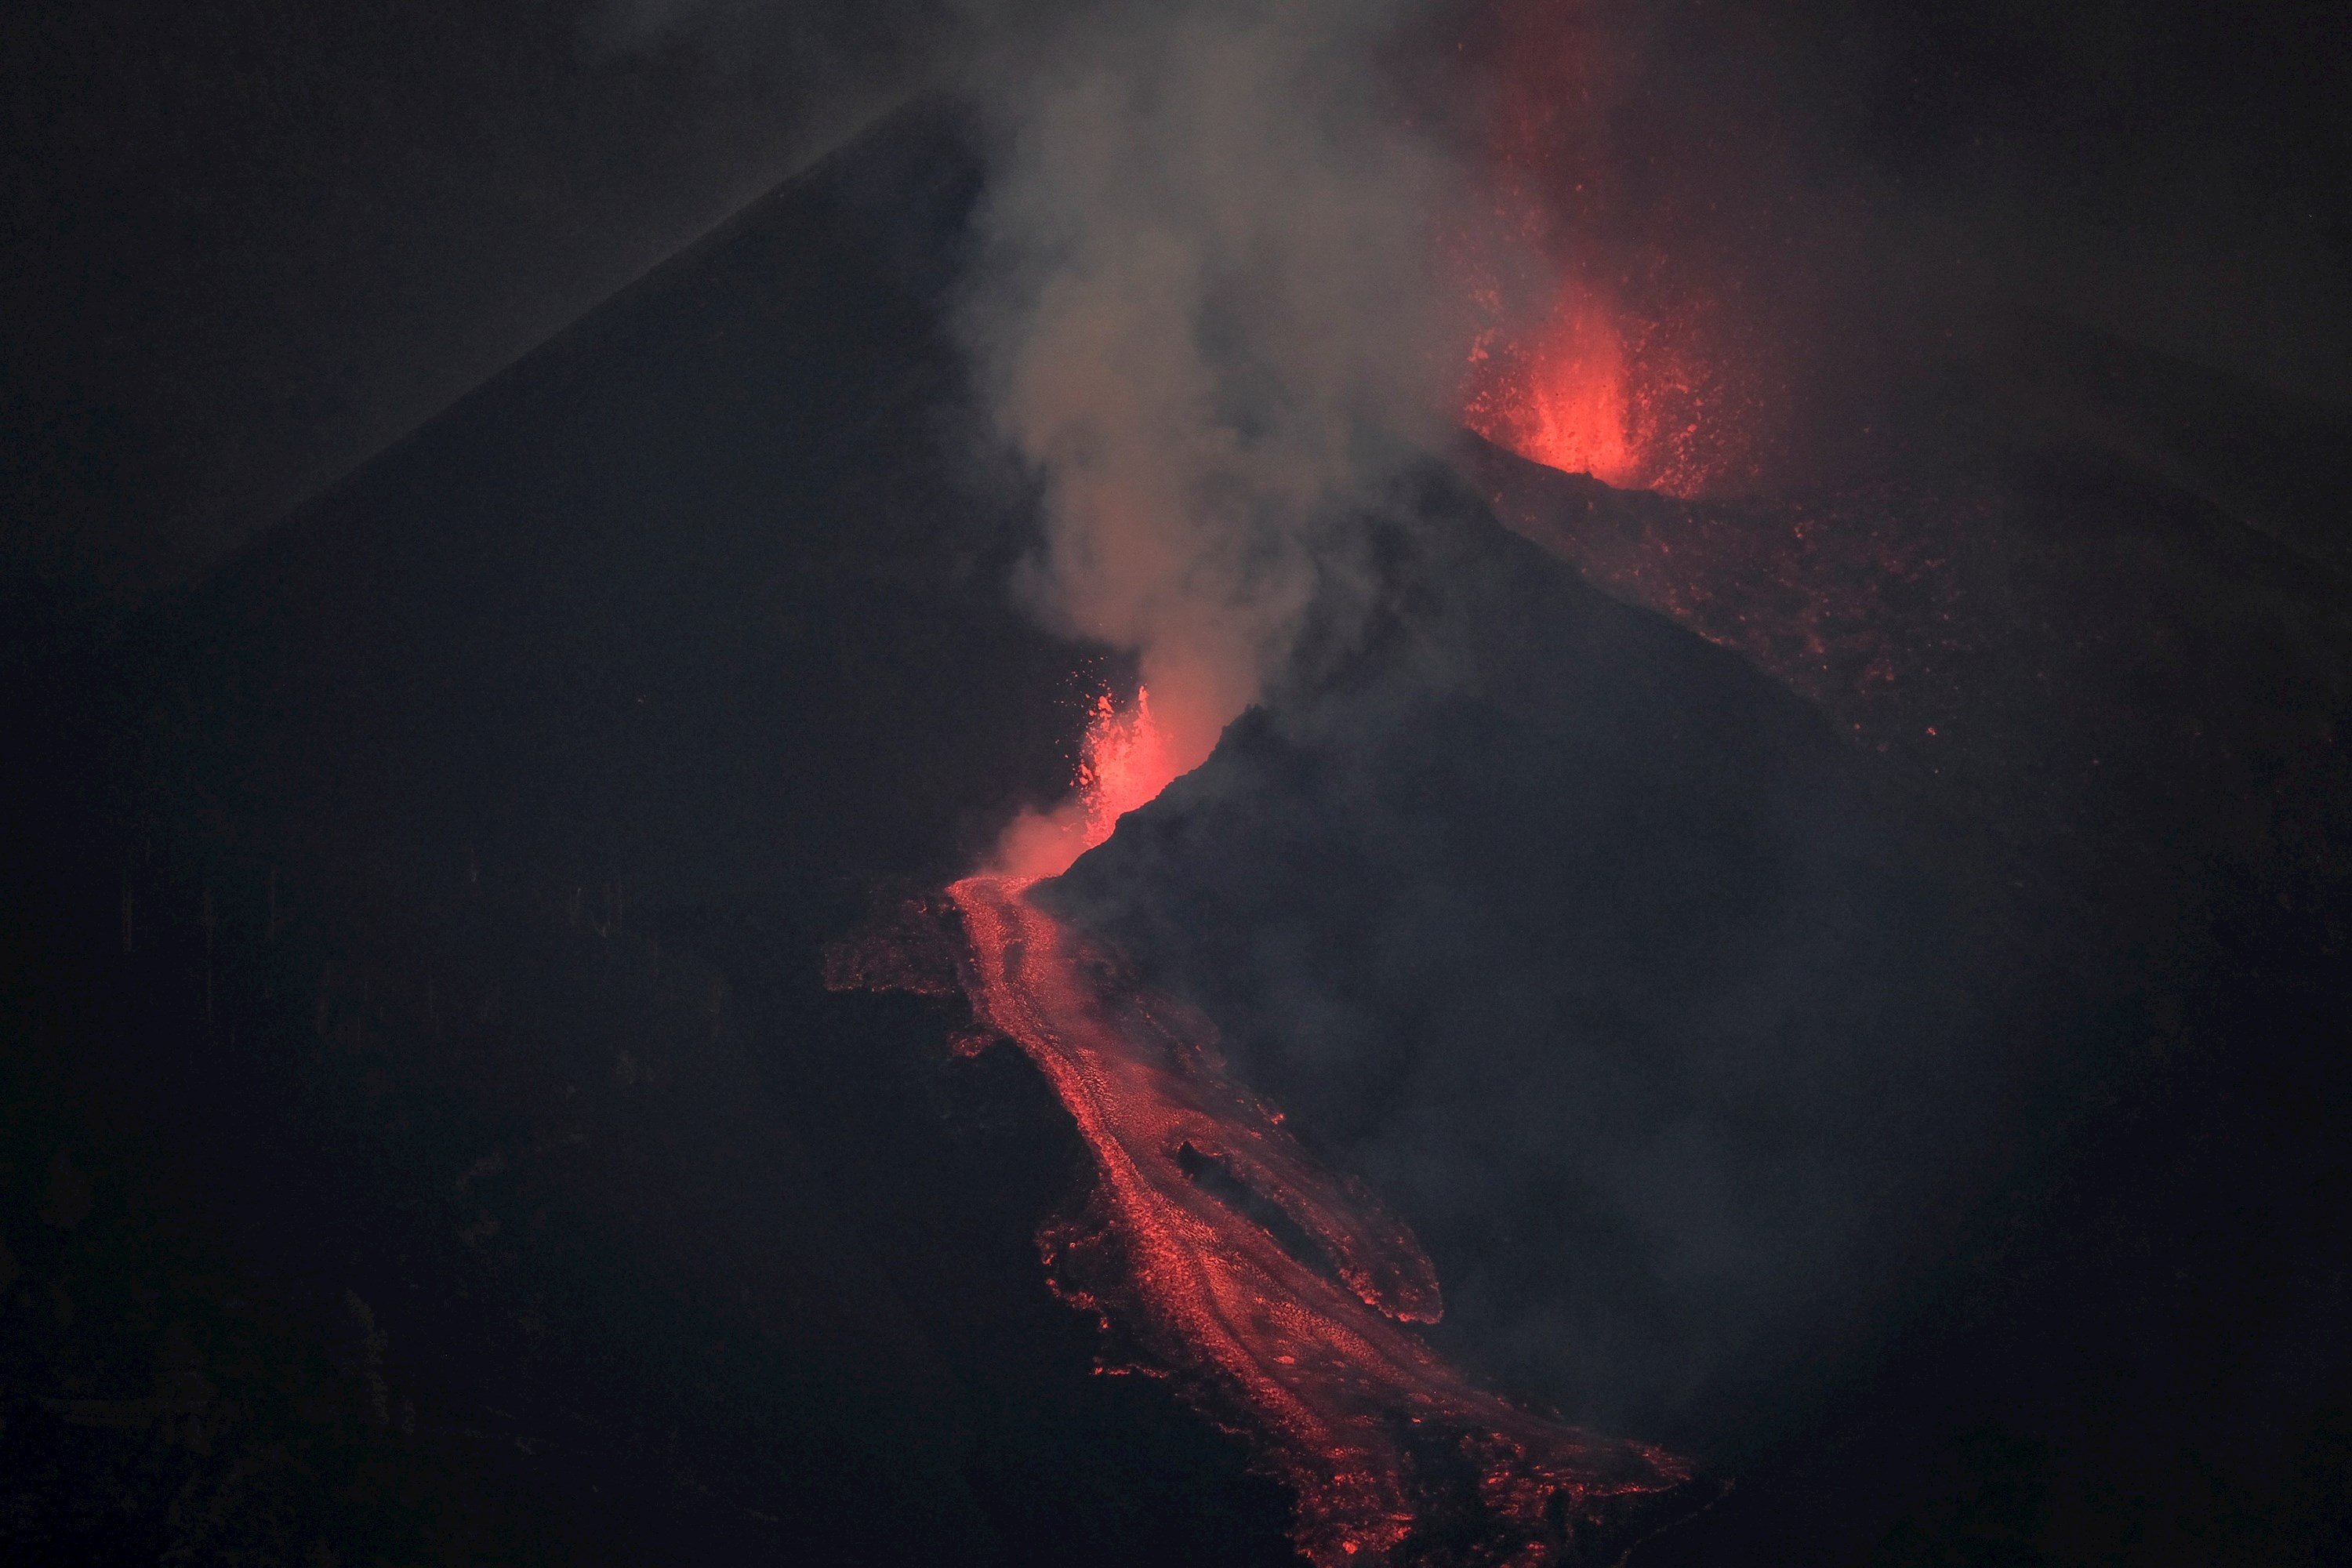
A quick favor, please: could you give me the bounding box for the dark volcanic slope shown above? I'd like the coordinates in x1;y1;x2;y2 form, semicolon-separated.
1050;474;1993;1442
5;94;2349;1568
6;104;1301;1567
136;100;1056;906
1053;426;2352;1558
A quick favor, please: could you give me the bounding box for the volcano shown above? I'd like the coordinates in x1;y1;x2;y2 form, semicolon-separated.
6;89;2350;1568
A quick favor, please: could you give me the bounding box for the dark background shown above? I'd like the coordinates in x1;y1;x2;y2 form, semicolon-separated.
0;0;1065;605
5;0;2345;610
5;4;2350;1565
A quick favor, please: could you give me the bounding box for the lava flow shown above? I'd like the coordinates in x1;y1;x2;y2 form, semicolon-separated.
834;691;1691;1565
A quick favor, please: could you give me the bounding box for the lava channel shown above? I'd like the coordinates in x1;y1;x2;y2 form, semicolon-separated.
840;863;1692;1566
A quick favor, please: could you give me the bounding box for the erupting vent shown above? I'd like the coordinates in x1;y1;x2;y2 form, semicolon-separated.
1451;0;1759;499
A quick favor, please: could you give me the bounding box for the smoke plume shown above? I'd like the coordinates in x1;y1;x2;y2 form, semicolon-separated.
956;0;1506;867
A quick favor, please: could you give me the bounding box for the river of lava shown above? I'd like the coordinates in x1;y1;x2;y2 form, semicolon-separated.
840;858;1690;1565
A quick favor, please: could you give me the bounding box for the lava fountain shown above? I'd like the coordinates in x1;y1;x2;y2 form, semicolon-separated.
1450;0;1759;499
833;691;1692;1565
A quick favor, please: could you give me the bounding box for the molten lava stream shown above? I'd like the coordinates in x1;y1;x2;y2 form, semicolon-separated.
945;874;1688;1565
837;688;1690;1561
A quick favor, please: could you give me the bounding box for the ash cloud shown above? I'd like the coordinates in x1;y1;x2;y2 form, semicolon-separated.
953;0;1499;771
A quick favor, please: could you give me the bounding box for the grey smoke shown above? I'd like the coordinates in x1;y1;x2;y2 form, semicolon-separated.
954;0;1506;765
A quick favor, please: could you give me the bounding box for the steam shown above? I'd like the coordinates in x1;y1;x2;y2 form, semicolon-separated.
958;0;1491;864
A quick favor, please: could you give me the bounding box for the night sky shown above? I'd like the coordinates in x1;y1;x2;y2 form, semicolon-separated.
2;0;1047;602
5;1;2344;608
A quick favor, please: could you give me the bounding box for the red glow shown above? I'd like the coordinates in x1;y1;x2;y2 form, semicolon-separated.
994;687;1185;880
1451;0;1756;497
888;875;1689;1564
1075;688;1174;848
1465;290;1639;488
833;684;1691;1563
1461;286;1748;499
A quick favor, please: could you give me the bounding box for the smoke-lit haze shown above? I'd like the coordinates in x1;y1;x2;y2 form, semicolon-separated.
956;1;1522;869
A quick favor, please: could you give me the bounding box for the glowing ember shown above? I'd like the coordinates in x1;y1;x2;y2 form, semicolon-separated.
1457;434;1978;754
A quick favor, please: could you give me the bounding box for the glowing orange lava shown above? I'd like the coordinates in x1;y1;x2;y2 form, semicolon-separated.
1464;291;1639;488
833;681;1692;1563
935;875;1690;1565
994;687;1187;880
1074;688;1174;848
